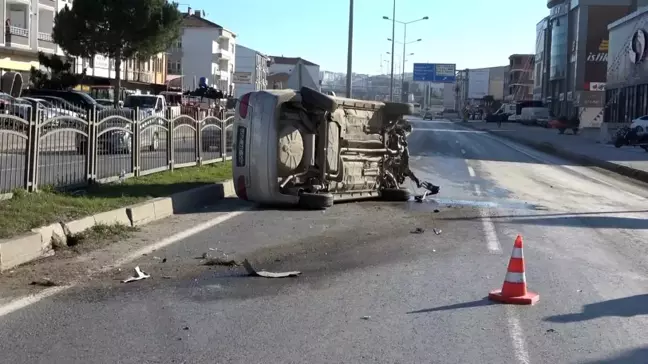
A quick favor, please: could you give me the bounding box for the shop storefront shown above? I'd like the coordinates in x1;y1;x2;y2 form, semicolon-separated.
606;7;648;123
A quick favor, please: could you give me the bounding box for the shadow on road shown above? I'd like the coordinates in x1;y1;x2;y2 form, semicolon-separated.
545;294;648;324
407;298;494;314
577;346;648;364
439;209;648;230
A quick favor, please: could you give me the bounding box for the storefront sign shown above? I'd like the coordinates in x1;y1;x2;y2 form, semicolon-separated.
586;82;606;91
575;91;605;107
584;6;629;84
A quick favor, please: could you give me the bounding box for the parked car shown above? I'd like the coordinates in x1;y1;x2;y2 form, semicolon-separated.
22;89;105;110
422;110;434;120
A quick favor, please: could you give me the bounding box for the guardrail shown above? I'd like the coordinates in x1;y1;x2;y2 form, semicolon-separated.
0;102;234;194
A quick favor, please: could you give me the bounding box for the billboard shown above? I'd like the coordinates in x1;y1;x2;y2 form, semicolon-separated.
412;63;456;82
468;69;490;99
232;72;252;84
584;5;630;84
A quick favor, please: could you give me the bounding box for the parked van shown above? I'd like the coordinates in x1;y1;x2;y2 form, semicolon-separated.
520;107;551;127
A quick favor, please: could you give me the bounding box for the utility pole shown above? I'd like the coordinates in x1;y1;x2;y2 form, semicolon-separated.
389;0;396;101
345;0;354;98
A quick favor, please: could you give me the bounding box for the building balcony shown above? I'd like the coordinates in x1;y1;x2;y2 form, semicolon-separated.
37;32;56;51
38;0;56;8
6;26;29;47
214;49;232;61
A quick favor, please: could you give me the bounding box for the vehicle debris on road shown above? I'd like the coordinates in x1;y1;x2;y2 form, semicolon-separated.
411;228;425;234
122;266;150;283
30;278;58;287
201;251;240;266
243;259;301;278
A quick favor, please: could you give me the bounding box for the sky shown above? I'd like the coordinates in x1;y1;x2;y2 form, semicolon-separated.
184;0;550;75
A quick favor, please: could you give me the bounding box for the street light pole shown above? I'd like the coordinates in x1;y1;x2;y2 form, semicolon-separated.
389;0;396;101
382;13;428;102
345;0;354;98
401;24;406;102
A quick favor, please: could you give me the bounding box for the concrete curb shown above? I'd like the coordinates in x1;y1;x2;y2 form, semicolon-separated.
0;179;235;271
458;122;648;185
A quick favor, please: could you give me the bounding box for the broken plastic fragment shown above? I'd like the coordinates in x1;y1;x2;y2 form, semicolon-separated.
122;266;150;283
242;259;301;278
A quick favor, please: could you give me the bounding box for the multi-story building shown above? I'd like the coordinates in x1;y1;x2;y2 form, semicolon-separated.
166;8;236;94
507;54;535;101
267;56;320;91
534;17;549;101
233;44;268;99
543;0;639;126
0;0;59;85
605;5;648;123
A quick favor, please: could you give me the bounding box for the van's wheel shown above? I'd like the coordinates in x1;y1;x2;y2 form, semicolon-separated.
558;128;566;134
614;137;625;148
298;192;334;210
380;187;411;201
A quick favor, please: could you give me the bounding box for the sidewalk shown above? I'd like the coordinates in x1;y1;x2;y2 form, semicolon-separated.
458;121;648;184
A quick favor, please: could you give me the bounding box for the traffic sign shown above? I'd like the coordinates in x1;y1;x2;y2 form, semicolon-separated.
412;63;457;83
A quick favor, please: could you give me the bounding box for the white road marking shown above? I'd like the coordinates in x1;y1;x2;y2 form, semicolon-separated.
467;166;475;177
474;184;500;253
412;128;488;133
0;208;249;318
461;148;466;155
472;180;530;363
505;306;532;364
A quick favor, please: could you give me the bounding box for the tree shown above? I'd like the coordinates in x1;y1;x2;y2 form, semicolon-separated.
52;0;183;105
29;52;83;90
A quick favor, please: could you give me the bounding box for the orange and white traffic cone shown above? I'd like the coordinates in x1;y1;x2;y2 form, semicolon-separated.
488;235;539;305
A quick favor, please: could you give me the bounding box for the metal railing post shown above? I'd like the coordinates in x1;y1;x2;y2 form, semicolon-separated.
24;106;40;191
220;109;227;162
196;109;203;166
88;105;97;184
133;107;141;177
168;107;175;171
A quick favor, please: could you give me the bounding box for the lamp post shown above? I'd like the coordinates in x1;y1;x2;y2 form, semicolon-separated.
345;0;354;98
382;14;427;102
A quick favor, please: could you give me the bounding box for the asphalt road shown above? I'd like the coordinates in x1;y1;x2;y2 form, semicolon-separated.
2;118;648;363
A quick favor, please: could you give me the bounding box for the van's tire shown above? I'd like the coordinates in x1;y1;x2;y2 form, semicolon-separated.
300;87;337;112
614;137;625;148
298;192;334;210
383;102;413;117
380;187;411;201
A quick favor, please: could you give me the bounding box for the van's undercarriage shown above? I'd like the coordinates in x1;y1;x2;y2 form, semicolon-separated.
275;87;439;209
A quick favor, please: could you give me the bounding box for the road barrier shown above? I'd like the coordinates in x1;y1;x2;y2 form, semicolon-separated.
0;101;234;194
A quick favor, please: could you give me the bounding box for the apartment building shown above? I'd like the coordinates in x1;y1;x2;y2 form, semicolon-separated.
234;44;268;98
506;54;534;101
0;0;59;83
166;9;236;94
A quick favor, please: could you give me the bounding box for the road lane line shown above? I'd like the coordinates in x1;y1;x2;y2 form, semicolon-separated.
0;208;249;318
467;166;475;177
505;306;532;364
474;184;501;253
473;182;531;363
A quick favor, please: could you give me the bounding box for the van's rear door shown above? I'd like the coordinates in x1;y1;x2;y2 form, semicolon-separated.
233;92;253;199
